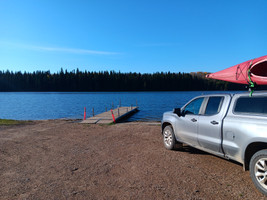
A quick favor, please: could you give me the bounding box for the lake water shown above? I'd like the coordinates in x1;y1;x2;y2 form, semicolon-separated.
0;91;238;121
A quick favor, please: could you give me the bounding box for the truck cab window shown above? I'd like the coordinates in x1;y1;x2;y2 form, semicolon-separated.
184;97;204;115
205;97;223;115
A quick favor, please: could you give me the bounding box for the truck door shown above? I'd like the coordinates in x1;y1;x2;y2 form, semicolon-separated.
175;97;204;147
197;96;225;154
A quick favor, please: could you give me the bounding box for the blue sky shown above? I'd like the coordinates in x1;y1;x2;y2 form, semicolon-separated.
0;0;266;74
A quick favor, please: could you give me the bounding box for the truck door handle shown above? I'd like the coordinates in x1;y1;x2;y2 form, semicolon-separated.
191;118;197;122
210;120;219;125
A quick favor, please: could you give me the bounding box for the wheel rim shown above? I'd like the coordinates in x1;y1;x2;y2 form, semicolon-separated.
163;129;172;146
254;158;267;190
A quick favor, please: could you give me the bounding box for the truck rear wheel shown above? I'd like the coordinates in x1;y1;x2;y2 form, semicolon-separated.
163;125;182;150
250;149;267;196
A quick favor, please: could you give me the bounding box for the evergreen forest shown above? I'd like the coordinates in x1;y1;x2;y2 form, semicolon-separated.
0;69;257;92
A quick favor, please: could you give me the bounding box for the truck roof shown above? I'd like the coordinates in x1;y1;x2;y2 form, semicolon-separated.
194;91;267;98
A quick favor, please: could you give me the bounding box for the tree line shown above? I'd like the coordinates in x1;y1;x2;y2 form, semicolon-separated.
0;69;251;92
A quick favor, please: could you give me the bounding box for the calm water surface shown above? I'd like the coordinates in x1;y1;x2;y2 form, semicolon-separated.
0;91;239;121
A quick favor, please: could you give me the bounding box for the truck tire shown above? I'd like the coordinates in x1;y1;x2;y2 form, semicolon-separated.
162;125;182;150
249;149;267;196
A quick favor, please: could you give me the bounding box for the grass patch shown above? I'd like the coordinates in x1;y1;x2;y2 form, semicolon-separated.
0;119;30;126
97;122;115;126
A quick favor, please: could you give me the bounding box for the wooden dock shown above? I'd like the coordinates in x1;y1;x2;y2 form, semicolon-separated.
81;107;139;124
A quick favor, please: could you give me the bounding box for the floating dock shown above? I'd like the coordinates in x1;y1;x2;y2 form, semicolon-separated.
81;107;139;124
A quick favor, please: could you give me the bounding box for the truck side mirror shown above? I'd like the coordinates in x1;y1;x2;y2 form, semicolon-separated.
173;108;181;117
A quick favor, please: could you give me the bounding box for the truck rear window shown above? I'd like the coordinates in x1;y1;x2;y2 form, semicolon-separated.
205;97;223;115
234;97;267;115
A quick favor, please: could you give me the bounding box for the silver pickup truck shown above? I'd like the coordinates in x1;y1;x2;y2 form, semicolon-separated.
161;92;267;195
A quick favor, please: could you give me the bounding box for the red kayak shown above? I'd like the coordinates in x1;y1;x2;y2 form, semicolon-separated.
206;55;267;85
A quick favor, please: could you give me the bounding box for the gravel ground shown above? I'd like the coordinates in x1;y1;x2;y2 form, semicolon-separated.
0;120;266;200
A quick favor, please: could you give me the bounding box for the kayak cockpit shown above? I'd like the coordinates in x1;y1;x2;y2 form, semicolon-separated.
251;60;267;77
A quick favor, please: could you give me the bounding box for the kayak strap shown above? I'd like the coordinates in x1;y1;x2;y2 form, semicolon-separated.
247;69;255;97
247;61;255;97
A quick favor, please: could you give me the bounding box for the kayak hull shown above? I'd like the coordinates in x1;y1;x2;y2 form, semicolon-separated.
206;55;267;85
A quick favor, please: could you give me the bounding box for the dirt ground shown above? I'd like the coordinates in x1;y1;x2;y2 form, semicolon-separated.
0;120;266;200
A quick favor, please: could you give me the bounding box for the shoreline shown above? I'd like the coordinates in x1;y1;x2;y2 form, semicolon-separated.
0;118;161;125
